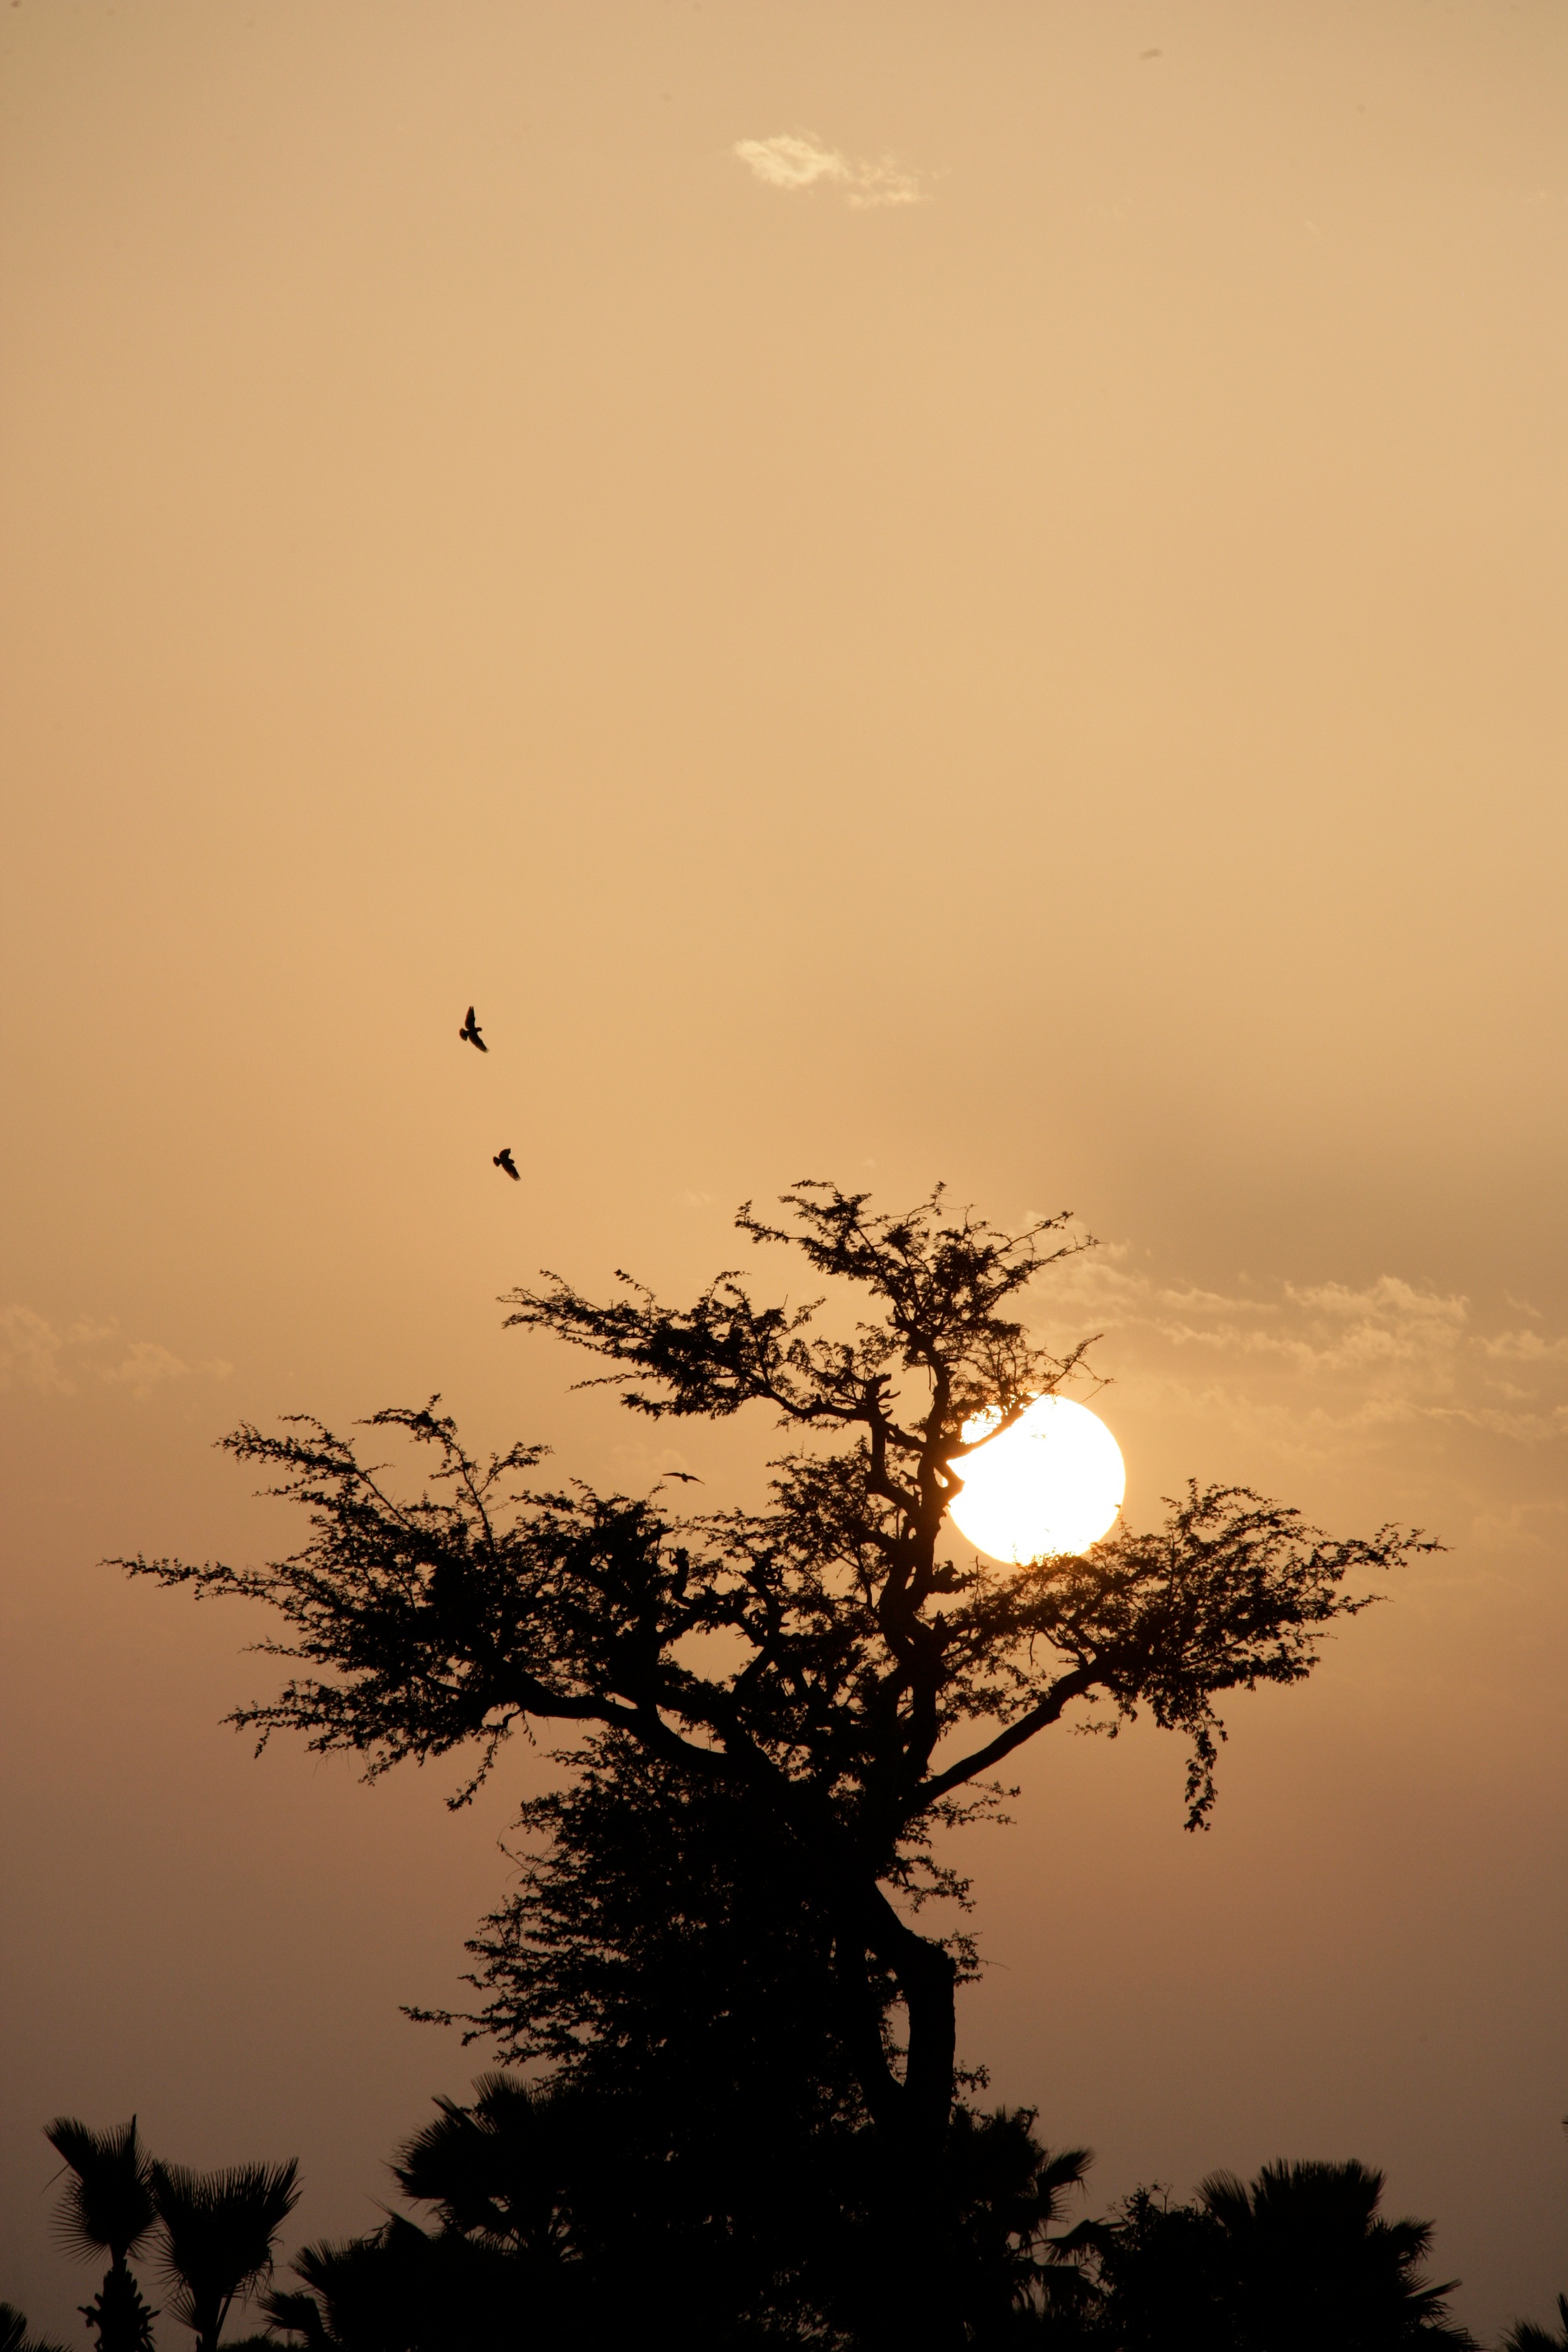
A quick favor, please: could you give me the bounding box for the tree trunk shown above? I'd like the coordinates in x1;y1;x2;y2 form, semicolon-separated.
79;2259;156;2352
848;1893;965;2352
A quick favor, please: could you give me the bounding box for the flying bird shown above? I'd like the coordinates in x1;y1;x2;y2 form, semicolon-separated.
662;1472;703;1484
459;1006;487;1052
493;1147;520;1181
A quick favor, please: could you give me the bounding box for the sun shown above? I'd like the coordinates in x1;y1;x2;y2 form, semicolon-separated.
946;1395;1125;1564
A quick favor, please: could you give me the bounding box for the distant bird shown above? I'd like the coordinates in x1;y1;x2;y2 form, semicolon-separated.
663;1472;703;1484
493;1147;520;1181
459;1006;488;1052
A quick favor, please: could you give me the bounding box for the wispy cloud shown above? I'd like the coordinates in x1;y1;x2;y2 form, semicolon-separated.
732;132;926;210
1024;1239;1568;1456
0;1305;231;1402
1475;1328;1568;1364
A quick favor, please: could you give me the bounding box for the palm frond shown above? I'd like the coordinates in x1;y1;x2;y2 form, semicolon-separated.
152;2159;302;2344
259;2287;332;2350
0;2303;71;2352
44;2117;157;2267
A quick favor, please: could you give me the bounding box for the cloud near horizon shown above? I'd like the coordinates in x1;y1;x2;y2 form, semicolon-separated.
732;132;925;209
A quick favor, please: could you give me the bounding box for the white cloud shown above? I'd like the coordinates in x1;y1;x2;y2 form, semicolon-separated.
732;132;925;210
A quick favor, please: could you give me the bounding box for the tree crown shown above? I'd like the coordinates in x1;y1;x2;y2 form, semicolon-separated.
119;1181;1431;1860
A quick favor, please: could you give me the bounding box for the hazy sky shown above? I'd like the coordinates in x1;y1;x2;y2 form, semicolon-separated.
2;2;1566;2339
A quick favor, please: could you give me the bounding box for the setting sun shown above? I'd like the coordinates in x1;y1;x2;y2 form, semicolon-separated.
946;1395;1126;1564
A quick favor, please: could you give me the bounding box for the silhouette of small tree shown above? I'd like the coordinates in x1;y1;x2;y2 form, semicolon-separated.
122;1182;1433;2349
43;2119;158;2352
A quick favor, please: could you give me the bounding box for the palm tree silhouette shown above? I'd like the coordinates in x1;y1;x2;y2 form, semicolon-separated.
392;2073;586;2270
43;2117;159;2352
265;2216;495;2352
257;2082;595;2350
1197;2159;1474;2348
150;2161;301;2352
1504;2293;1568;2351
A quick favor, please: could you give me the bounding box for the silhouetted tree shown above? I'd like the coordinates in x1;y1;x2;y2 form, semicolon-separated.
1058;2161;1475;2349
122;1183;1432;2347
44;2118;158;2352
151;2161;301;2352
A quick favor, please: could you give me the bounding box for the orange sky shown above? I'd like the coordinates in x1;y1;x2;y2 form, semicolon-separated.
2;3;1565;2339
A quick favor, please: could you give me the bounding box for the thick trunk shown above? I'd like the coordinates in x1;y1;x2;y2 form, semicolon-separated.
844;1891;965;2352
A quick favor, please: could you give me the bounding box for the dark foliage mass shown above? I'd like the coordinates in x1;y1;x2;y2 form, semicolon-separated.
253;2071;1091;2352
256;2118;1483;2352
13;2097;1512;2352
119;1181;1437;2347
1058;2161;1477;2348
